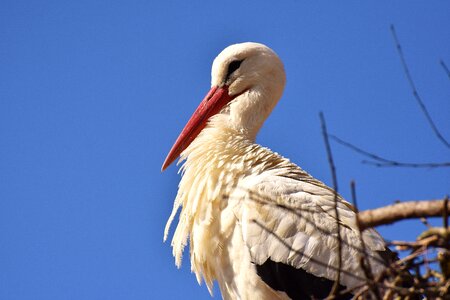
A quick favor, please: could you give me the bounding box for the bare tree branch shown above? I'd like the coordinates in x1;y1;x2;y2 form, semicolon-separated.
440;60;450;80
358;198;450;230
390;24;450;149
319;112;343;299
329;134;450;168
351;181;381;300
362;160;450;168
388;235;439;249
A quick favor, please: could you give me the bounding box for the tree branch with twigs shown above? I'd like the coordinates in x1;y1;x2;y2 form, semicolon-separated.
318;24;450;298
320;111;449;298
357;198;450;231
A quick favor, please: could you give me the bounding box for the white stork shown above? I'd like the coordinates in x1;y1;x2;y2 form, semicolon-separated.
162;42;389;299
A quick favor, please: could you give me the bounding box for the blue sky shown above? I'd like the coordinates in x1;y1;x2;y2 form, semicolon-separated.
1;1;449;299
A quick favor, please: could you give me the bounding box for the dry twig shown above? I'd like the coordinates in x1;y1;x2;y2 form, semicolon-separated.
329;134;450;168
351;181;382;299
440;59;450;80
320;112;344;299
390;24;450;149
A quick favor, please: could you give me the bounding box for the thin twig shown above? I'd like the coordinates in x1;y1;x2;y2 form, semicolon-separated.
390;24;450;149
329;134;450;168
351;181;381;300
420;217;433;229
363;160;450;168
320;112;343;298
388;235;439;249
440;60;450;80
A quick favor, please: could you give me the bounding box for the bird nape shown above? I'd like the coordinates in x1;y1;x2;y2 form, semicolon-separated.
161;42;390;300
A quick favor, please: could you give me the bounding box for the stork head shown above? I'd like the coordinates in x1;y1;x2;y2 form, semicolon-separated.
162;42;286;170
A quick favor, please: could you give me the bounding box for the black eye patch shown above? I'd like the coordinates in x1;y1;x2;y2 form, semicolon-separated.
226;60;243;80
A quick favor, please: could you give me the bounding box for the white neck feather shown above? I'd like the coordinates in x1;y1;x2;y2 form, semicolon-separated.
163;114;294;289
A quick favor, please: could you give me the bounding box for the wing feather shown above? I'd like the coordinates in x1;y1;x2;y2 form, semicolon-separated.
234;169;387;291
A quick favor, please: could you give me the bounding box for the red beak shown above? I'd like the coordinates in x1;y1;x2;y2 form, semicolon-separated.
161;86;233;171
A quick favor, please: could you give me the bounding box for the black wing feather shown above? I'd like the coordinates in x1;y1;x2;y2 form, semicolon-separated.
255;259;353;300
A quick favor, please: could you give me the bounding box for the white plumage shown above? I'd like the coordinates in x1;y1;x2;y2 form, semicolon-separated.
162;42;388;299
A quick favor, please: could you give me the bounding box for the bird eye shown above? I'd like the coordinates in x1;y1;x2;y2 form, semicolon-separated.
226;60;243;79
